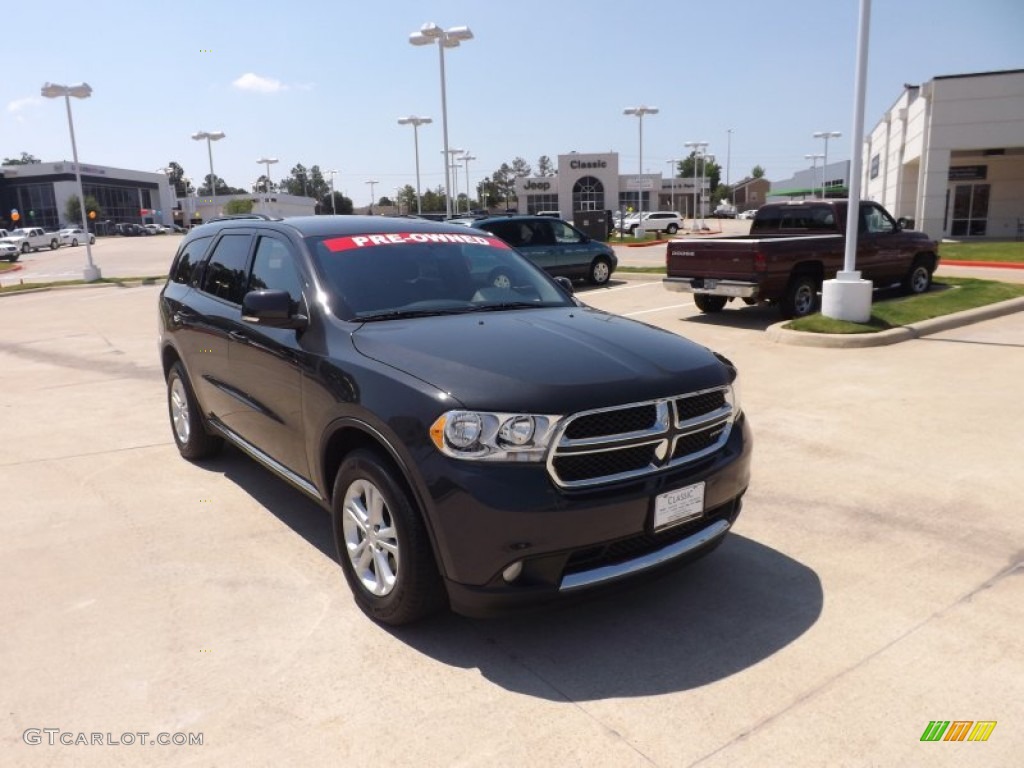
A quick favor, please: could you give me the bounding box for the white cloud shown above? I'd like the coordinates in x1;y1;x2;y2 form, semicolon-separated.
7;96;40;114
232;73;287;93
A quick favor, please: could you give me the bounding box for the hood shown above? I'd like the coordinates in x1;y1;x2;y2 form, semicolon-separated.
351;307;729;414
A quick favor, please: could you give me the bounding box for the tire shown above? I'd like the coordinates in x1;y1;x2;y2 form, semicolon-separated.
588;256;612;285
50;239;59;250
627;225;637;234
741;297;758;306
71;239;79;247
666;223;679;234
694;294;727;313
780;273;819;319
20;242;29;254
902;256;933;295
166;361;222;460
7;254;18;263
331;449;445;625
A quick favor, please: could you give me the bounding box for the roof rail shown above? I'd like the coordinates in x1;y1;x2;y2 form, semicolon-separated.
206;213;281;223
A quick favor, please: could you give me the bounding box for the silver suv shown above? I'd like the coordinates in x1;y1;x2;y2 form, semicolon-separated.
623;211;684;235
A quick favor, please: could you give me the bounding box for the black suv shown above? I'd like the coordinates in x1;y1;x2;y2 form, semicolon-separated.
159;215;751;625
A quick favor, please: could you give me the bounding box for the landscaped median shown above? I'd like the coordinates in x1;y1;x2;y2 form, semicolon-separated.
768;278;1024;347
0;276;166;295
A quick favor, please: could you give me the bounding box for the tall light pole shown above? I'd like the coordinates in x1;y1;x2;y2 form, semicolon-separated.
725;128;734;205
623;106;659;222
702;153;715;228
191;130;226;195
366;180;378;214
41;82;100;281
441;148;463;215
461;152;476;213
256;157;278;192
326;169;339;215
666;159;677;212
684;140;708;231
409;22;473;219
182;176;194;226
813;130;842;198
805;153;825;198
397;115;432;214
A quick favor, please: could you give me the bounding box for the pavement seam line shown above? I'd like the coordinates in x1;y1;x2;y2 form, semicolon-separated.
686;556;1023;767
0;441;172;468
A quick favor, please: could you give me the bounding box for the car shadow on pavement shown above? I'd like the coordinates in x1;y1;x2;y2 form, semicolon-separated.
684;303;781;331
393;534;823;701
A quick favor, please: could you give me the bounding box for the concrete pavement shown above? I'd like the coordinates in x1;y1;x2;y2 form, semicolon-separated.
1;281;1021;766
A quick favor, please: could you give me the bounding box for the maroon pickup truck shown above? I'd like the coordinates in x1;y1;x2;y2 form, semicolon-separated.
663;200;940;318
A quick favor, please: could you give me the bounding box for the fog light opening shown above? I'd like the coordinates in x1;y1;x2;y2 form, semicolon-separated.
502;561;524;583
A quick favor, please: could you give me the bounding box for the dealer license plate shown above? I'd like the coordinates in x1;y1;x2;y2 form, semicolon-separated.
702;279;718;290
653;482;705;531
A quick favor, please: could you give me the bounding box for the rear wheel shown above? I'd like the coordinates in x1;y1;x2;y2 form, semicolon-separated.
49;239;59;250
780;273;819;319
588;256;612;285
331;449;445;625
666;223;679;234
20;242;29;254
902;256;933;295
166;361;222;460
71;238;79;247
694;294;727;313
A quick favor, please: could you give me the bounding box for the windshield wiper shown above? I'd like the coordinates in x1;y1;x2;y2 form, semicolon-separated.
357;308;467;322
463;302;546;313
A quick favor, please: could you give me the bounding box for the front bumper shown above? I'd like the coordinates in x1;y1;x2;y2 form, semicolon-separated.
423;414;752;617
663;277;759;298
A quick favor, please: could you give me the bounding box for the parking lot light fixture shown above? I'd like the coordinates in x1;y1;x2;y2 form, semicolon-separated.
623;106;658;223
805;153;825;198
191;130;226;196
256;157;278;192
461;153;476;214
684;140;708;231
398;116;433;214
366;180;379;214
441;148;464;214
813;131;842;198
41;81;100;281
409;22;473;218
327;169;339;215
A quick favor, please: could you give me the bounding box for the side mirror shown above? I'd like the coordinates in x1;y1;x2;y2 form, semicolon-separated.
896;217;910;231
242;289;308;329
553;276;575;296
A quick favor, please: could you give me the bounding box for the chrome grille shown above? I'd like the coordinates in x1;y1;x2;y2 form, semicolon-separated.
547;387;735;488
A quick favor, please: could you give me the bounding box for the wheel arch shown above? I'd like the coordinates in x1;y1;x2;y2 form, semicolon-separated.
791;260;824;283
914;251;939;272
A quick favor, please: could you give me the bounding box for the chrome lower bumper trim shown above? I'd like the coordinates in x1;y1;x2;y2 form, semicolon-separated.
559;519;730;592
662;278;758;298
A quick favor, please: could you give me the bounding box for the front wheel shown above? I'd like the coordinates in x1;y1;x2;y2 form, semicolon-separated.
49;239;59;250
20;242;29;254
902;257;933;295
588;256;612;285
666;223;679;234
780;274;819;319
71;239;79;247
166;361;222;460
694;294;727;313
331;450;445;625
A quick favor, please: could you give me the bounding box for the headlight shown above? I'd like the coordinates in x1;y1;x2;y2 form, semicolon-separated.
430;410;561;461
726;375;742;419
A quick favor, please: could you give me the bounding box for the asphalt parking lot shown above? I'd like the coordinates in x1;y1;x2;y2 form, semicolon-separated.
1;248;1022;765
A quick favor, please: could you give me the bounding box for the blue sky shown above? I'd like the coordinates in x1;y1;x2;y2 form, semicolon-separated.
4;0;1021;204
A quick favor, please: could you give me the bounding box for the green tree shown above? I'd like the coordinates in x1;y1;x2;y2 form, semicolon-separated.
537;155;555;177
198;174;240;195
64;194;102;225
2;152;41;165
678;152;722;192
254;174;276;193
225;198;254;215
751;165;766;179
165;161;189;196
318;191;353;215
309;166;329;200
280;163;310;196
397;184;418;213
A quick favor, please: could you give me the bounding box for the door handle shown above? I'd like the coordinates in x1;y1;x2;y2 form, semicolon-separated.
228;331;250;344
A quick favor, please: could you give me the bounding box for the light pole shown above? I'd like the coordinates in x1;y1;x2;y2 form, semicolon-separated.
327;169;339;215
409;22;474;219
182;176;195;226
726;128;734;205
813;130;842;198
397;116;432;215
441;148;463;215
805;153;825;198
623;106;658;223
684;140;708;231
191;130;226;196
366;180;378;214
666;159;677;212
702;153;715;229
41;82;100;281
256;157;278;193
461;152;476;213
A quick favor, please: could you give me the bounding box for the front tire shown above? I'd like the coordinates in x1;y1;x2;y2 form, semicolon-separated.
666;223;679;234
331;450;445;625
20;242;29;254
71;238;79;247
166;361;222;460
780;273;819;319
50;239;59;250
588;256;612;285
902;256;933;295
694;294;727;313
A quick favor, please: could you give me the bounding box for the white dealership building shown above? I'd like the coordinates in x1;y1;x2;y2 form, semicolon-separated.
863;69;1024;240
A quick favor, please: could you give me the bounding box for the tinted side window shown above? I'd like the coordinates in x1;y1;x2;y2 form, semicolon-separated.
551;220;582;243
248;236;304;304
480;220;522;246
860;204;895;234
526;220;555;245
170;235;213;285
200;234;252;304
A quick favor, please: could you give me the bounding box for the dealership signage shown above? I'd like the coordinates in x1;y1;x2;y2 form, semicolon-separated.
948;165;987;181
524;180;551;191
570;159;607;170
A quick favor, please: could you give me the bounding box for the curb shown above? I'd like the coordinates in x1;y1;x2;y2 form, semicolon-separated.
0;278;162;299
940;260;1024;270
767;296;1024;347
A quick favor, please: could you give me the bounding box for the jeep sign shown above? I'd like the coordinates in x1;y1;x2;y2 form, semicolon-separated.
524;180;551;191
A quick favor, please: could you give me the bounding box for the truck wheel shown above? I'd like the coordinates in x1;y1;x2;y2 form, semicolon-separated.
588;257;612;285
166;362;223;460
20;242;29;254
7;253;18;263
902;257;933;295
331;449;446;626
666;223;679;234
50;239;59;250
694;294;727;313
780;274;819;319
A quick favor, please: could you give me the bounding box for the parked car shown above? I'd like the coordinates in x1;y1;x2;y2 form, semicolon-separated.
159;215;751;625
620;211;684;235
737;209;758;221
713;204;738;219
471;214;617;285
144;223;170;235
58;227;96;247
1;227;60;253
0;240;19;262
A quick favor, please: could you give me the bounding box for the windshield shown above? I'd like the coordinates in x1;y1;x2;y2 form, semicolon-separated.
308;231;573;321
